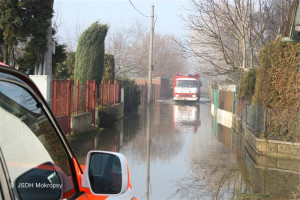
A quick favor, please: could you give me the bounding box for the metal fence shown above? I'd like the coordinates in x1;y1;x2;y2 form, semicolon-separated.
52;80;97;116
52;80;97;134
245;103;266;134
236;99;300;141
52;79;122;134
99;80;122;107
236;100;268;134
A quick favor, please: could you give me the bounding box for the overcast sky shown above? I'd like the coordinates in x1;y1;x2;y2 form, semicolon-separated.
53;0;190;47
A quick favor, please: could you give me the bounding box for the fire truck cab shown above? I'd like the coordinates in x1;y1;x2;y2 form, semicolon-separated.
173;73;201;102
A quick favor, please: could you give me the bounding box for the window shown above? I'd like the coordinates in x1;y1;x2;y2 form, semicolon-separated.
0;80;74;198
176;80;198;87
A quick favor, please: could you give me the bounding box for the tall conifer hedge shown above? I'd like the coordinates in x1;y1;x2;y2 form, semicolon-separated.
253;37;299;141
74;22;108;85
102;53;115;82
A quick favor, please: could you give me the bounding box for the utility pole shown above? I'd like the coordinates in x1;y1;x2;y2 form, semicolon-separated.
43;19;53;76
146;6;154;200
147;5;154;104
43;0;54;76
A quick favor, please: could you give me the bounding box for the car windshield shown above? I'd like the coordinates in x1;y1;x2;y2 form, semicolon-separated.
0;78;74;196
176;80;198;87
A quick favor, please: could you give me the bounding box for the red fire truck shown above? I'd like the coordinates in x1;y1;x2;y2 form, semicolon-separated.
173;73;201;102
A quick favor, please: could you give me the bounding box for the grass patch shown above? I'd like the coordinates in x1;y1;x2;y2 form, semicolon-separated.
238;193;271;200
68;127;103;137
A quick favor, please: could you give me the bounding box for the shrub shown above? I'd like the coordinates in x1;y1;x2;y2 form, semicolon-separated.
253;37;300;141
237;68;256;100
120;78;141;112
102;53;115;83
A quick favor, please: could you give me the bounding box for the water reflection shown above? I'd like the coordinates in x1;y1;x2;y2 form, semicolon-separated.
68;100;300;199
67;121;123;165
173;104;201;133
146;103;152;200
174;105;240;199
243;140;300;198
122;102;184;163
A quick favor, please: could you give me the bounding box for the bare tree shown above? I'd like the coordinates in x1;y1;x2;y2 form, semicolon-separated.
106;22;186;80
182;0;292;78
261;0;292;41
56;12;87;52
131;34;186;80
105;21;147;78
181;0;251;76
152;34;186;80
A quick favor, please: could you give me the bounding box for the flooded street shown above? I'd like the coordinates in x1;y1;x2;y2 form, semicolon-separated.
69;100;300;200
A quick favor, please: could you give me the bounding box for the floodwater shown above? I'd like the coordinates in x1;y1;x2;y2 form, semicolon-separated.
68;100;300;200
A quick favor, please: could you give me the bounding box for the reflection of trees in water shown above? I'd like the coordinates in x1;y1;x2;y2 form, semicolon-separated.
236;134;300;199
68;124;122;165
171;118;247;200
122;103;184;163
176;167;241;200
241;153;300;199
176;121;300;199
68;134;98;165
177;164;300;200
176;133;242;199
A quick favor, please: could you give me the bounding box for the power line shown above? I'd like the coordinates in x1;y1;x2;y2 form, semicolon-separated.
128;0;150;18
128;0;158;29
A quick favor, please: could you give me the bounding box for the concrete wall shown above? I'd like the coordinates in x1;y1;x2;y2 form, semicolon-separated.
209;84;236;128
211;103;233;128
232;114;300;160
29;75;51;103
95;103;124;128
70;112;93;136
70;104;124;135
232;114;243;135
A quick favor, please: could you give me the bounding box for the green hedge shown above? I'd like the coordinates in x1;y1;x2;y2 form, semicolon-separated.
121;78;141;112
253;37;300;141
74;22;108;85
102;53;115;83
237;68;256;100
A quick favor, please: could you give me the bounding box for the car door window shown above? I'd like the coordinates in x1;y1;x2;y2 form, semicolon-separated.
0;80;74;198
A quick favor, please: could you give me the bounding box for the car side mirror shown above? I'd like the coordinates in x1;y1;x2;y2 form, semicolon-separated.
81;151;130;195
15;162;63;200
